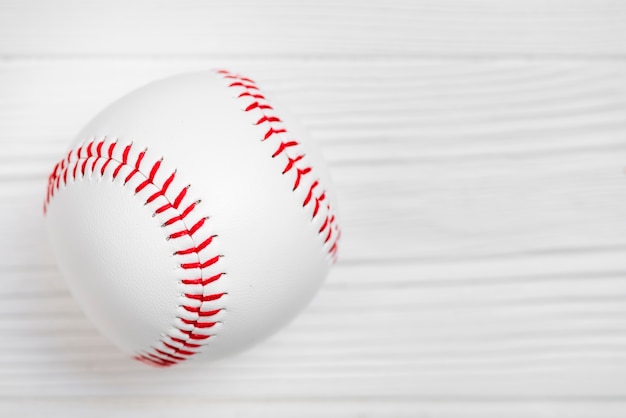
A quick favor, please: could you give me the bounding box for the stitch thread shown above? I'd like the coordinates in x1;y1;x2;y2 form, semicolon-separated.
216;69;340;261
44;138;225;368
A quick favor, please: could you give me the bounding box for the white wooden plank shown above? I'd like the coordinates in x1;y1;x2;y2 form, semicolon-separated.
0;0;625;57
4;399;626;418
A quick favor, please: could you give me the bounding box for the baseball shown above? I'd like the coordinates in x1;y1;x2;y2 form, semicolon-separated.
43;69;341;367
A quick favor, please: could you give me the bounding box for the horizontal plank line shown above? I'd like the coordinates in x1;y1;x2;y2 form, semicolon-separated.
1;53;626;62
338;244;626;266
325;270;626;290
327;141;626;167
1;347;626;377
2;394;626;403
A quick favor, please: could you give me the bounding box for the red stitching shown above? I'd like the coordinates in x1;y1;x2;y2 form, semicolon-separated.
245;101;272;112
122;143;131;163
163;342;195;356
80;158;89;176
216;69;341;262
135;158;161;193
199;308;223;317
282;155;304;174
180;254;220;270
162;201;196;226
257;115;281;125
303;180;318;207
155;348;186;361
44;138;225;367
263;127;287;141
182;320;216;328
184;332;211;341
100;141;117;175
96;140;104;157
182;305;224;314
72;158;79;180
168;217;206;239
272;141;298;158
184;292;225;302
175;235;215;256
168;337;201;348
229;81;259;91
319;215;330;234
313;191;325;218
173;185;188;209
293;167;312;190
238;92;265;100
181;273;223;286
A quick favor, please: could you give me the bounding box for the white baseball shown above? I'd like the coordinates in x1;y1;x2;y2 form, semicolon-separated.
44;69;341;367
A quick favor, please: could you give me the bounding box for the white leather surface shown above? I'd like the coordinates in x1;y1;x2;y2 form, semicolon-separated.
45;166;184;353
44;70;337;362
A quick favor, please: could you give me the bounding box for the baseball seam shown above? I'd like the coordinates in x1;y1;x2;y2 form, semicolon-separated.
44;137;225;368
216;69;341;261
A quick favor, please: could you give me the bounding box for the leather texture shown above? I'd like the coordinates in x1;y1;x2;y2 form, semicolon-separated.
44;70;340;365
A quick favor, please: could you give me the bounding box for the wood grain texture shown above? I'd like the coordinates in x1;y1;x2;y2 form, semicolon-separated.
1;0;625;416
0;0;626;58
4;399;626;418
1;59;625;405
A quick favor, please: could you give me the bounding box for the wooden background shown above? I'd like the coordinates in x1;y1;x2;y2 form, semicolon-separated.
1;1;626;416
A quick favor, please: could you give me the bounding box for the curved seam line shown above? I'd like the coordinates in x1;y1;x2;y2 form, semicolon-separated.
44;138;226;367
215;69;341;262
